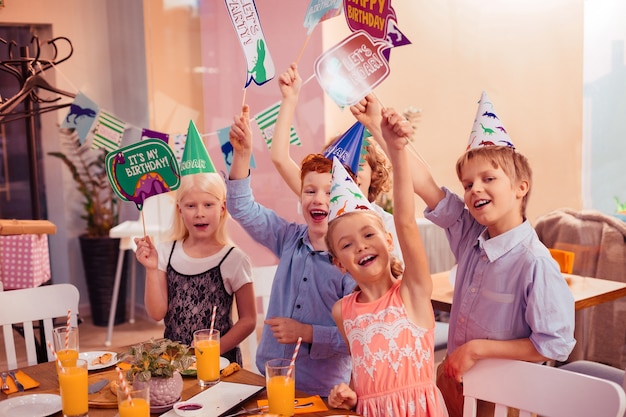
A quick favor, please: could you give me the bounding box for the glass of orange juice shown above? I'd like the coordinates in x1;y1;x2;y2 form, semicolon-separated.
117;384;150;417
58;358;89;417
193;328;220;387
265;358;295;416
53;326;79;368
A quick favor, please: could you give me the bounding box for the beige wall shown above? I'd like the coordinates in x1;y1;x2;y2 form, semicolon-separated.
324;0;584;222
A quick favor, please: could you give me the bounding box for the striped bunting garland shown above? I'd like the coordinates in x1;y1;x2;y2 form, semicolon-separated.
90;110;126;152
254;101;301;150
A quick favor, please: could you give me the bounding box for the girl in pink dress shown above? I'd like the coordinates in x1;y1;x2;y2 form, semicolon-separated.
325;108;448;417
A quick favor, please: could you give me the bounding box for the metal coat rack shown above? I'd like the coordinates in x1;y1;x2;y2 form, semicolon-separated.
0;35;75;220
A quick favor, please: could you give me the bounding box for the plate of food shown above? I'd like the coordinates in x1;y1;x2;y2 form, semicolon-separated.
80;351;118;371
180;356;229;377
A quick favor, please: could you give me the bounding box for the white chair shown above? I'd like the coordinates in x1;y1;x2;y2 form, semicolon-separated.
243;264;277;374
462;358;626;417
0;283;80;370
106;192;176;346
560;360;626;417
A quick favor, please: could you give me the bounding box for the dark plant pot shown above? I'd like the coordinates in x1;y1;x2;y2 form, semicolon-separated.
79;235;128;326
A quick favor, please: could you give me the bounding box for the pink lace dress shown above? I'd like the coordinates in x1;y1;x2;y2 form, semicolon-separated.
341;280;448;417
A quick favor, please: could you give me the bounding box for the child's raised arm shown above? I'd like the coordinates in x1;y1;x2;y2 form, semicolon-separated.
380;108;433;310
269;63;302;196
229;104;253;180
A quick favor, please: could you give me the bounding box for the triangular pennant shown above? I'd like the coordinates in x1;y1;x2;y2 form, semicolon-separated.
141;128;169;143
323;121;365;174
169;133;186;165
61;92;99;144
253;101;300;149
89;110;126;152
328;157;374;222
180;120;216;176
216;126;256;174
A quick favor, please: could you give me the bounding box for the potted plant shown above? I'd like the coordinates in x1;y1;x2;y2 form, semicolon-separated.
48;128;128;326
120;338;194;407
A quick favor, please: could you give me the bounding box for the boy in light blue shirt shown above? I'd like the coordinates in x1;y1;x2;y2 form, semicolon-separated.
413;93;575;417
226;104;355;396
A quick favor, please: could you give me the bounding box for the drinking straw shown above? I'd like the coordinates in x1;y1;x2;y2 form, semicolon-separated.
65;309;71;350
46;341;64;370
286;337;302;379
116;366;133;406
209;305;217;334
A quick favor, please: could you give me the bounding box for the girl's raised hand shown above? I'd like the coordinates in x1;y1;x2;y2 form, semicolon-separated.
350;93;381;130
278;62;301;100
229;104;252;155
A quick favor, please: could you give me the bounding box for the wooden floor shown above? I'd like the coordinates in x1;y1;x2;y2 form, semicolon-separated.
0;313;258;372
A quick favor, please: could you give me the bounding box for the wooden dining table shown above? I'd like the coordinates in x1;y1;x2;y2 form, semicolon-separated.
430;270;626;313
0;360;360;416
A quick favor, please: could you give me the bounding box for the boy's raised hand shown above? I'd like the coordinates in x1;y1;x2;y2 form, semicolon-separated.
380;107;414;151
278;62;301;100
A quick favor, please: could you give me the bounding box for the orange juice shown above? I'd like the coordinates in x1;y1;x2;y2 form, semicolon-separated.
118;398;150;417
57;348;79;368
267;375;295;416
195;339;220;383
59;364;88;417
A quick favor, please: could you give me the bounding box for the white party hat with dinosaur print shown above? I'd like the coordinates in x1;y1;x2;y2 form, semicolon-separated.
328;156;374;222
467;91;515;150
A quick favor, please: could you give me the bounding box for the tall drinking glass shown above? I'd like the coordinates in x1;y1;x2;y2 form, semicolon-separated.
193;328;220;387
117;384;150;417
58;358;89;417
53;326;79;368
265;358;295;416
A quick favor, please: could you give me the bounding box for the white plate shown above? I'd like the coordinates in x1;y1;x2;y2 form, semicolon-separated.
79;350;118;370
180;356;229;377
0;394;62;417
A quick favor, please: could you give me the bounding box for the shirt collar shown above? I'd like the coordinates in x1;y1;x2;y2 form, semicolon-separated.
297;235;332;260
476;220;533;262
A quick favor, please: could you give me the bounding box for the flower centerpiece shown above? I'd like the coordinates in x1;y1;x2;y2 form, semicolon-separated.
120;338;194;407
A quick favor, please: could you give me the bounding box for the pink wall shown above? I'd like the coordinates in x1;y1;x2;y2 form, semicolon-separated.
199;1;327;266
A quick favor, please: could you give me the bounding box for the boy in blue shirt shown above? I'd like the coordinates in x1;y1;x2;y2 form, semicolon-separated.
227;104;355;396
413;93;576;416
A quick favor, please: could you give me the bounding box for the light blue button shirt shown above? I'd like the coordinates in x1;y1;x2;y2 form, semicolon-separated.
226;176;355;396
425;188;576;361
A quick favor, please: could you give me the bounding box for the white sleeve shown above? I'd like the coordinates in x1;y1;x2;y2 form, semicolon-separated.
220;247;253;295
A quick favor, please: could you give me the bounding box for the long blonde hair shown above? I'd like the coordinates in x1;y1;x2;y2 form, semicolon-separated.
168;173;232;245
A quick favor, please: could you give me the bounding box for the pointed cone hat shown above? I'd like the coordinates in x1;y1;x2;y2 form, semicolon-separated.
180;120;217;176
323;121;365;174
328;157;374;222
467;91;515;150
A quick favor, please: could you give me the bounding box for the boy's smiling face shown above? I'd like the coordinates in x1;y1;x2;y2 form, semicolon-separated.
460;157;528;237
300;170;332;236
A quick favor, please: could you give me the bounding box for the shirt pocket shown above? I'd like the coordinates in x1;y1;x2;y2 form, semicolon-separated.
472;288;516;337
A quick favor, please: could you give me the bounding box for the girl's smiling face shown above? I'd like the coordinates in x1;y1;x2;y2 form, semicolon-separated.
329;212;393;281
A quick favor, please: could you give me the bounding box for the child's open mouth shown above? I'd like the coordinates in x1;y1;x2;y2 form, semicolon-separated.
310;210;328;221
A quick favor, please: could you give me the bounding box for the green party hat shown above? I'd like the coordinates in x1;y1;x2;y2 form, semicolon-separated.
180;120;216;176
